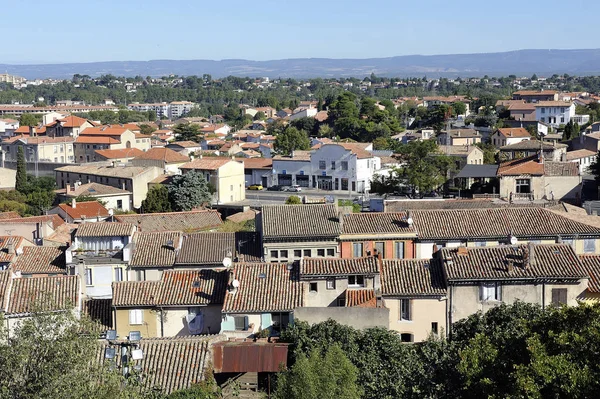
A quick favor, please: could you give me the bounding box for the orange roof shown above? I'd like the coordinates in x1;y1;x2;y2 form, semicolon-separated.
95;148;144;159
58;201;109;220
59;115;92;128
514;90;557;96
15;126;32;133
533;101;573;107
133;148;189;163
135;133;151;139
497;156;544;176
79;126;130;136
75;136;120;144
107;123;140;131
496;128;531;138
243;158;273;169
180;157;237;171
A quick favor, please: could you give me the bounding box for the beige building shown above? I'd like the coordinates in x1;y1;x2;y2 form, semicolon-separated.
54;164;163;208
381;259;447;342
74;127;151;163
131;147;189;174
437;145;485;171
46;115;97;138
437;129;482;146
57;182;133;212
179;157;245;204
2;136;75;163
440;244;589;326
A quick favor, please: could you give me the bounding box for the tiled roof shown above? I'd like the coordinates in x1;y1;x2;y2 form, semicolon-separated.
83;298;112;330
0;215;65;230
243;158;273;169
500;140;567;151
345;289;376;307
75;136;120;144
58;201;110;220
441;129;480;138
7;275;80;314
533;101;573;107
442;244;587;281
300;257;380;277
223;263;304;313
129;231;180;267
0;212;21;220
337;143;373;159
381;259;446;296
514;90;557;96
176;232;262;265
133;147;189;163
168;141;200;148
43;223;77;246
159;270;227;306
384;199;535;212
99;336;220;394
342;212;415;235
273;150;311;161
56;165;154;179
75;222;135;238
11;246;66;275
496;127;531;138
0;236;24;263
112;280;162;306
0;271;10;310
437;145;482;157
94;148;144;159
115;210;222;232
226;209;258;224
411;208;600;240
261;204;339;239
179;157;235;170
56;115;91;128
65;182;131;197
579;255;600;292
566;149;597;161
79;126;130;136
497;156;544;175
544;161;579;177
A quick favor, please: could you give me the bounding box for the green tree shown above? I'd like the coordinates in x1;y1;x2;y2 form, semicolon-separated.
274;126;310;156
19;113;40;127
139;124;157;135
173;123;201;142
15;146;27;193
167;171;211;211
274;344;361;399
253;111;266;120
396;140;455;196
285;195;302;205
141;185;172;213
452;101;467;116
474;142;498;164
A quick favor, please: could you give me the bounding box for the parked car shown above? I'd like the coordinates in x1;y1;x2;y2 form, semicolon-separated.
267;185;284;191
288;185;302;192
247;184;263;190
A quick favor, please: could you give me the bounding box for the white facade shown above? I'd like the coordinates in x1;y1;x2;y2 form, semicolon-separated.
535;103;575;128
127;102;170;118
168;101;196;119
289;107;318;121
0;119;18;138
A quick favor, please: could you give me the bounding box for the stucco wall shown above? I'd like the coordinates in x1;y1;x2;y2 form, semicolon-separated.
263;240;339;262
216;161;245;203
115;308;158;338
303;276;375;307
340;239;415;259
294;307;389;329
384;297;447;342
161;305;222;337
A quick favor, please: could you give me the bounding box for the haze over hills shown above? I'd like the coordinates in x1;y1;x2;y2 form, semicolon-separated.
3;49;600;80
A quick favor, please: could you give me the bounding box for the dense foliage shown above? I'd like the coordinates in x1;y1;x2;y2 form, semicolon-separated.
279;302;600;398
166;171;212;211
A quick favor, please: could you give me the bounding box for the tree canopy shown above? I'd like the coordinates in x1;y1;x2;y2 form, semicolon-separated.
173;123;201;142
167;171;212;211
274;126;310;156
142;185;172;213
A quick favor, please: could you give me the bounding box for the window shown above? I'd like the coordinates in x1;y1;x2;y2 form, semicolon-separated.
114;268;123;282
551;288;568;306
230;185;233;191
541;108;546;114
336;297;346;307
85;269;92;286
129;309;143;325
294;250;302;258
475;241;486;247
375;242;385;257
394;242;405;259
561;107;565;113
400;333;413;343
480;282;501;301
319;160;326;170
431;322;439;335
348;275;365;287
309;282;318;292
135;269;145;281
326;248;335;257
400;299;411;321
271;312;290;332
561;117;565;123
116;199;123;210
303;249;311;257
584;238;596;253
234;316;248;331
541;117;545;122
317;248;325;257
516;178;531;194
341;161;348;171
326;279;336;290
270;250;278;259
280;250;288;259
352;243;363;258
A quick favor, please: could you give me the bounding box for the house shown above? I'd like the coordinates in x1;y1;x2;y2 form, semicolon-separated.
55;164;163;208
409;207;600;259
45;115;97;138
566;149;597;175
127;231;181;281
165;141;202;156
339;212;416;259
497;156;581;201
51;200;111;223
56;182;133;212
74;127;151;163
243;158;273;187
94;148;144;162
491;127;531;147
179;157;245;204
508;102;537;122
0;215;64;245
10;246;66;277
289;106;318;121
512;90;558;102
499;140;567;162
115;210;223;232
175;232;262;268
66;222;136;298
112;269;227;338
0;236;35;269
0;118;19;138
381;258;446;342
440;244;588;326
221;262;303;338
437;145;485;171
272;150;311;188
534;102;575;128
1;136;75;163
437;129;481;146
578;255;600;302
259;204;340;262
131;147;189;174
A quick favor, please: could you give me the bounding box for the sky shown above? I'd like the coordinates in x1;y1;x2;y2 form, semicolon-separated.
3;0;596;64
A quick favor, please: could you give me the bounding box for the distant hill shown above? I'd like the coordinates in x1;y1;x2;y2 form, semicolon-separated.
3;49;600;80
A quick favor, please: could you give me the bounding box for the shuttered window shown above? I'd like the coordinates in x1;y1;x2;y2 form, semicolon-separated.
551;288;568;306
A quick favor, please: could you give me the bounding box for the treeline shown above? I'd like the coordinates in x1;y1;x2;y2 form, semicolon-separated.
276;302;600;398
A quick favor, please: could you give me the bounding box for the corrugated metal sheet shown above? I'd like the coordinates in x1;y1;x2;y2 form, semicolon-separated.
213;342;289;373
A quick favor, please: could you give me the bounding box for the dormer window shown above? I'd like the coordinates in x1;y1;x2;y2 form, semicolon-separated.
348;275;365;287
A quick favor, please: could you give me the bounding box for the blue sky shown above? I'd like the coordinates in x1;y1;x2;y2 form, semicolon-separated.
4;0;595;64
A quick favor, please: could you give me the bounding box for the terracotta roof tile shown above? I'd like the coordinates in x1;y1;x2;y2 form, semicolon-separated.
75;222;136;238
579;255;600;292
345;289;376;307
159;269;228;306
179;157;236;171
0;236;25;263
7;275;80;314
0;271;10;310
65;182;131;197
115;210;222;233
133;147;189;163
442;244;587;281
0;212;21;220
75;136;120;144
58;201;110;220
243;158;273;169
176;232;262;265
566;149;597;161
129;231;180;267
0;215;64;230
261;204;340;239
381;259;446;296
11;246;66;275
83;298;112;330
496;127;531;138
497;156;544;175
168;141;200;148
94;148;144;159
223;263;304;313
300;257;380;277
342;212;415;235
113;280;162;307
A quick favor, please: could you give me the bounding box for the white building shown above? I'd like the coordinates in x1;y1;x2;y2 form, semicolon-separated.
127;102;170;118
566;149;597;175
0;118;19;139
534;102;575;128
168;101;196;119
289;106;318;121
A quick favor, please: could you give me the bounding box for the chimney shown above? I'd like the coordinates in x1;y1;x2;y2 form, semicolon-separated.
66;184;71;194
338;211;344;233
137;220;142;232
506;259;514;273
510;130;513;137
71;198;76;209
7;243;15;255
527;242;535;269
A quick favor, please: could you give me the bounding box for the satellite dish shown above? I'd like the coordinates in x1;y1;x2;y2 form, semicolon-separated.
232;279;240;288
222;257;232;268
406;217;414;226
108;209;114;216
509;235;518;245
287;264;294;271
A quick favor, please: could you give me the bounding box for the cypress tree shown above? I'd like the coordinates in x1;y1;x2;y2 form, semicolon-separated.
15;146;27;193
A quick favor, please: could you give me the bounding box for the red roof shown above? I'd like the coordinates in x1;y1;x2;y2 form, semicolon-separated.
59;115;92;128
496;128;531;138
58;201;109;220
95;148;144;159
134;148;189;163
75;136;120;144
79;126;130;136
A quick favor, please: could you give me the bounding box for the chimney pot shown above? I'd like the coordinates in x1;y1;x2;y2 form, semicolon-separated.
71;198;76;209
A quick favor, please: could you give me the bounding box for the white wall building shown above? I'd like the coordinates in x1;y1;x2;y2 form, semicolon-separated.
534;102;575;128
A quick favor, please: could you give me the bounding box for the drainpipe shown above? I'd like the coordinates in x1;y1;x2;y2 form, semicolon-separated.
448;285;453;337
160;307;164;337
542;282;546;310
